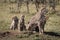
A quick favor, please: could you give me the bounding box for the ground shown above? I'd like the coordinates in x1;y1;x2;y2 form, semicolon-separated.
0;3;60;40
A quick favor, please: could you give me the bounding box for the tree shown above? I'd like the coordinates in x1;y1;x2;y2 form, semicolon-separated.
35;0;40;12
49;0;56;12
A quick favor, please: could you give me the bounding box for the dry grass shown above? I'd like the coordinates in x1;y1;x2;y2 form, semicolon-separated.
0;3;60;40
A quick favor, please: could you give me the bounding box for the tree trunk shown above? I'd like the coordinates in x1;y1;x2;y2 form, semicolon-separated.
26;1;29;14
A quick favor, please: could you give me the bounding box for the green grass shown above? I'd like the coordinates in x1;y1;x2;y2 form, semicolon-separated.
0;3;60;40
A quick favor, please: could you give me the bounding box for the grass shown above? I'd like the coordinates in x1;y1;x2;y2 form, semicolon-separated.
0;2;60;40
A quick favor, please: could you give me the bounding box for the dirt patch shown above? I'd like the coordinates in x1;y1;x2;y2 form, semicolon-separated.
0;31;10;37
0;30;29;38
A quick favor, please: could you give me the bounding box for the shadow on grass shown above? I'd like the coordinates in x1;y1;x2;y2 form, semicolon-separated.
44;32;60;37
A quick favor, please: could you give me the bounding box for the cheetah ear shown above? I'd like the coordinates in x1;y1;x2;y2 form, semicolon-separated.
28;22;30;24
